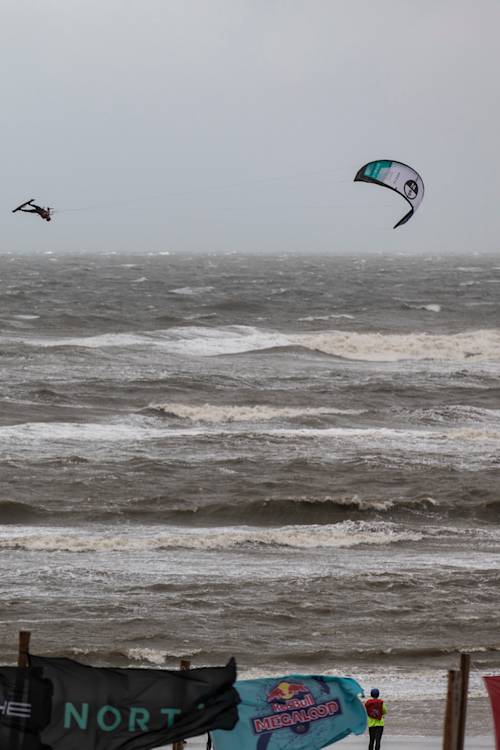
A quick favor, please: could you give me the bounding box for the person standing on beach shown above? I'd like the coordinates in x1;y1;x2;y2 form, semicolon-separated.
365;688;387;750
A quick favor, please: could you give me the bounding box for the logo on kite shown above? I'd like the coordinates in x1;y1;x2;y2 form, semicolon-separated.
354;160;424;228
404;180;418;200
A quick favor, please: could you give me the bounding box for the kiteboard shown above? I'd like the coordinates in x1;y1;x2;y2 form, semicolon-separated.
12;199;35;213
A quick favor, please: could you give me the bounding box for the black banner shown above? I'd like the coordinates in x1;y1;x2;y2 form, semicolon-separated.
0;667;52;750
30;655;239;750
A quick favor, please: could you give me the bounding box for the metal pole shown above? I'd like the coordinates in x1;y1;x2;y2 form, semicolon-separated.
172;659;191;750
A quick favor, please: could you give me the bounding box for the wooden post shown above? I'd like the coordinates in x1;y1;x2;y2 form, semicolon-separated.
443;669;462;750
17;631;31;668
11;633;31;750
456;653;470;750
172;659;191;750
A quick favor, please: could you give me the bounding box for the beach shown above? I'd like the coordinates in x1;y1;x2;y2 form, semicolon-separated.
187;730;495;750
1;251;499;740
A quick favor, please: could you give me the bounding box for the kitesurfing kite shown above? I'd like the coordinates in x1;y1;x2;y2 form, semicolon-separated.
354;160;424;228
12;199;53;222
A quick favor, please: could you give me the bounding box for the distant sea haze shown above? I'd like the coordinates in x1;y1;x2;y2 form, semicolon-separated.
1;251;499;734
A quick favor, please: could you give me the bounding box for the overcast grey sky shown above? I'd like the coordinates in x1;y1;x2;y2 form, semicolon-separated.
1;0;499;254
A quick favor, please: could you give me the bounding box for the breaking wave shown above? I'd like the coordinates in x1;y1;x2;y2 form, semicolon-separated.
0;521;422;553
297;314;355;321
169;286;214;295
400;303;441;313
126;647;203;665
4;324;500;362
0;325;290;356
293;329;500;361
149;403;364;422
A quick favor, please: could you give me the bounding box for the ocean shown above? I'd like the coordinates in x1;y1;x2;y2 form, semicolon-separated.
1;251;499;736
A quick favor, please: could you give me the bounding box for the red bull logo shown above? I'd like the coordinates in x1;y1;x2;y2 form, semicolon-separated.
266;681;309;704
251;679;342;735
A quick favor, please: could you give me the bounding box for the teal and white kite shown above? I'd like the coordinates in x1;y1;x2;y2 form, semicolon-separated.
354;160;424;228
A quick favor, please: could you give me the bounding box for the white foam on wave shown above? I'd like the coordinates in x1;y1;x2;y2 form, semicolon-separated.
0;331;155;349
292;329;500;362
127;648;167;665
414;405;500;424
127;647;202;665
401;303;441;313
0;521;422;553
298;494;437;512
169;286;214;295
6;323;500;362
0;325;290;355
446;427;500;441
154;326;291;356
0;420;208;446
2;421;500;454
150;403;364;422
298;314;355;321
266;425;500;447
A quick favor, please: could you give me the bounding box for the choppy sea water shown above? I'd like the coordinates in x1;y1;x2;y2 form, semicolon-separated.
1;251;499;735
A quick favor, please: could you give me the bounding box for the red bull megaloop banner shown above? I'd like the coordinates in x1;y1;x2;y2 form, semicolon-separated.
211;674;366;750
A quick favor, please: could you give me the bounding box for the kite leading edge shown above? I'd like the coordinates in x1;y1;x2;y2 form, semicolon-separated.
354;160;424;228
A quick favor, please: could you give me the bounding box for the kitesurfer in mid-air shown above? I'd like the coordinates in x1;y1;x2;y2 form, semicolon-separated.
12;199;53;222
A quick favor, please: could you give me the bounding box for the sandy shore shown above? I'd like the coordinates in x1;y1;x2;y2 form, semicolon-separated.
337;735;494;750
184;733;494;750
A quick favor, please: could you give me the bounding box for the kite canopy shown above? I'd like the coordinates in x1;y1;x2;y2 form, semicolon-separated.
354;160;424;228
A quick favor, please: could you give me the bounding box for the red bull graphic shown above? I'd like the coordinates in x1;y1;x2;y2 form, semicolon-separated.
211;674;367;750
267;681;309;704
252;680;342;735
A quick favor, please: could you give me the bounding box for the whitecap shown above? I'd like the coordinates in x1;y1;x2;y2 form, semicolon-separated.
0;521;423;553
4;324;500;363
127;648;201;665
169;286;214;295
151;403;365;422
298;314;355;321
292;329;500;362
